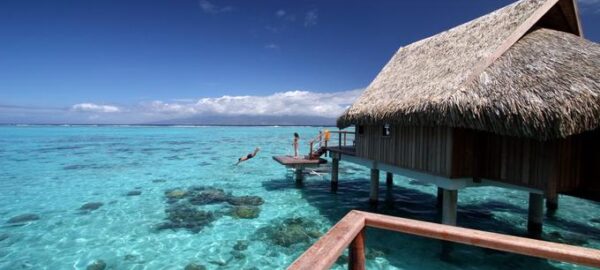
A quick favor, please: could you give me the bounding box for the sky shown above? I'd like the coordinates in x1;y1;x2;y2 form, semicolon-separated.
1;0;599;124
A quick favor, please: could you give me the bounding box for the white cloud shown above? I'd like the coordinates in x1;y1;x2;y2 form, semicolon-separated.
275;9;286;17
64;89;362;124
142;89;362;118
198;0;232;14
304;10;318;27
71;103;121;113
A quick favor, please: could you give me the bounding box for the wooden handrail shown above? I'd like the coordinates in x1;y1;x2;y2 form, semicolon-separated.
289;211;365;270
289;210;600;270
331;129;354;147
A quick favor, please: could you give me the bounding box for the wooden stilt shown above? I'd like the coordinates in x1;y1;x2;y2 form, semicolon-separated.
440;188;458;259
386;172;393;189
546;171;559;216
385;172;393;203
546;193;558;216
348;228;366;270
295;168;304;184
331;157;339;192
437;187;444;209
441;189;457;226
528;193;544;236
370;169;380;205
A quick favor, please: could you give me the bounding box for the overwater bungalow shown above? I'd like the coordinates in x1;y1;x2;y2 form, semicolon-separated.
328;0;600;234
283;0;600;268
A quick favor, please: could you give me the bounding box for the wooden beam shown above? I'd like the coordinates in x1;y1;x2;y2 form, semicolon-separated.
348;228;366;270
558;0;583;37
337;153;471;190
377;161;470;190
470;178;543;194
362;211;600;268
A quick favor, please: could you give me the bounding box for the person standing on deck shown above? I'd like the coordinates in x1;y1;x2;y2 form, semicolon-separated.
313;129;330;148
315;131;323;148
293;133;300;158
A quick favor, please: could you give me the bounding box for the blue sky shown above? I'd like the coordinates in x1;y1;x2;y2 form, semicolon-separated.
1;0;599;124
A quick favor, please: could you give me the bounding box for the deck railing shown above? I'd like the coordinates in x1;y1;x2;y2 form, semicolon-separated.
288;210;600;270
308;129;355;158
330;130;355;148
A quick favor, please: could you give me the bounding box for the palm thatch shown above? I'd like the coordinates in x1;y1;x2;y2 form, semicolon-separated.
337;0;599;140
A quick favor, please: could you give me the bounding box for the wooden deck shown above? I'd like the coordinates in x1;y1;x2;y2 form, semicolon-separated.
272;156;327;167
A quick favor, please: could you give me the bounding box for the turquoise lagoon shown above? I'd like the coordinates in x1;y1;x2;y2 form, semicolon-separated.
0;126;598;270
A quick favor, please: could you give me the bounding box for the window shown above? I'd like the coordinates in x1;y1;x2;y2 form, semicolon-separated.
382;124;391;137
357;125;365;135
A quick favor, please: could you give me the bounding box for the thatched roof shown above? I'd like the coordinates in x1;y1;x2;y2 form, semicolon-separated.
337;0;599;140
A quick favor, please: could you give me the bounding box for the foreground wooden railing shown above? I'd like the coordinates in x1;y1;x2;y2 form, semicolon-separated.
289;210;600;270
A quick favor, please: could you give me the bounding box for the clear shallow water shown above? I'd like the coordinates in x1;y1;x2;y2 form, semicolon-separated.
0;126;598;270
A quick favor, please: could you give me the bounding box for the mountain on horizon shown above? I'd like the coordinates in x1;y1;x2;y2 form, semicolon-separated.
149;114;337;126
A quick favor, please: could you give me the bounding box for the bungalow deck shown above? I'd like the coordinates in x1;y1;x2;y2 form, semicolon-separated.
272;155;327;182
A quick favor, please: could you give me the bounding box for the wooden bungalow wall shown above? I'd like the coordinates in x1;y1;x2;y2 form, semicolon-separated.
452;129;583;192
355;125;597;197
355;125;454;177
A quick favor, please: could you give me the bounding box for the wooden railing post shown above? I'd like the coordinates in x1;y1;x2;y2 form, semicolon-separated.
309;141;314;158
338;130;342;149
343;132;347;146
348;228;366;270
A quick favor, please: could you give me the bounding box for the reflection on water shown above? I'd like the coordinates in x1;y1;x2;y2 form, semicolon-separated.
0;126;598;270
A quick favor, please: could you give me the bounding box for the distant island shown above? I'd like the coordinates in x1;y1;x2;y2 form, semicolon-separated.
148;114;337;126
0;115;338;126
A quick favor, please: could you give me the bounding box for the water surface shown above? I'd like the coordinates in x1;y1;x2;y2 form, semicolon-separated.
0;126;598;270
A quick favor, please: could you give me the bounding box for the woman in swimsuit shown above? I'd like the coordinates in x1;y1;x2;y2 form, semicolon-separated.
293;133;299;158
236;147;260;165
